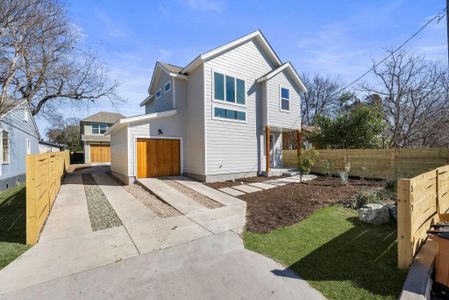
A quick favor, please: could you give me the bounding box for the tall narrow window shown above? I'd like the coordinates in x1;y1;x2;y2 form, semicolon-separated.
156;89;162;100
214;72;224;100
281;87;290;111
164;81;171;93
225;76;235;102
236;79;245;104
2;131;9;163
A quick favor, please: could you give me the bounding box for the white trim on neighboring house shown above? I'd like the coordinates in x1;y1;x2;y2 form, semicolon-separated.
26;138;31;154
256;62;307;93
182;30;282;74
279;85;290;113
132;135;184;177
155;89;162;100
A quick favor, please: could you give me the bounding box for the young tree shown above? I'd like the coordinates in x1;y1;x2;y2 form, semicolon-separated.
0;0;120;115
361;49;449;148
46;116;81;151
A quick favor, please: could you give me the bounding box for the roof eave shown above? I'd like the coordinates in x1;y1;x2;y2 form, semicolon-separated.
106;110;177;135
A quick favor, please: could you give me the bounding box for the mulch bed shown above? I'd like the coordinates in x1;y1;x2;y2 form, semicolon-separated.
240;176;383;233
206;176;284;189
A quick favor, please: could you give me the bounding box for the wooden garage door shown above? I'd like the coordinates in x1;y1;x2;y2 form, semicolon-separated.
136;138;180;178
90;144;111;163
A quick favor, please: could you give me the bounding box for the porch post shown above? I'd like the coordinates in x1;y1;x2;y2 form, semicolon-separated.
265;125;271;175
296;129;302;157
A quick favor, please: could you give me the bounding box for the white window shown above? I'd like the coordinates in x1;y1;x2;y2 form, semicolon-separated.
27;138;31;154
2;131;10;164
91;123;108;135
280;87;290;111
164;81;171;93
213;72;245;105
156;89;162;100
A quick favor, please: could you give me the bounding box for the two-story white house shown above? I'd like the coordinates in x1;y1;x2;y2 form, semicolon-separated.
107;30;306;184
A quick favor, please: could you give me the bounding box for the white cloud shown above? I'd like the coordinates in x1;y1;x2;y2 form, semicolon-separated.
158;49;173;61
95;9;126;38
182;0;223;12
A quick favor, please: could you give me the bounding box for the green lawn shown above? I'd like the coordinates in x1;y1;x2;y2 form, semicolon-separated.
0;184;30;269
244;206;407;300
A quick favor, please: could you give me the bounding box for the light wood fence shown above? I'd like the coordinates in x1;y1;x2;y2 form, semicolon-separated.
283;148;449;180
397;165;449;269
26;151;70;245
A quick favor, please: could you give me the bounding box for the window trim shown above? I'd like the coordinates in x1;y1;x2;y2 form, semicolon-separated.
279;86;290;112
164;81;171;94
2;130;10;164
212;70;246;108
91;122;108;135
155;88;162;100
212;105;247;124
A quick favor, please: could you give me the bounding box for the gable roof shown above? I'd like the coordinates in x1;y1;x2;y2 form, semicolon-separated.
160;62;183;74
81;111;124;124
256;62;308;93
0;98;41;139
181;30;282;74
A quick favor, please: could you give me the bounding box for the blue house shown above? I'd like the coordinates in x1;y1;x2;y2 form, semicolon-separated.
0;99;40;191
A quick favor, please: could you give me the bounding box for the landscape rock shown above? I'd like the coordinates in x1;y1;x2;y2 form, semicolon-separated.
358;203;390;225
387;204;397;221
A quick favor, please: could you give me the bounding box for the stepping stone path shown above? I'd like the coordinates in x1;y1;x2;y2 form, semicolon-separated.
218;174;318;196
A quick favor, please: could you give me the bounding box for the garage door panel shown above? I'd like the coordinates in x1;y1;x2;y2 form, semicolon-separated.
90;144;111;163
136;138;180;178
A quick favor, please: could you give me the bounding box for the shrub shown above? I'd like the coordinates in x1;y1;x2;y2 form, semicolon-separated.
338;162;351;185
321;159;332;178
297;149;319;182
348;188;396;209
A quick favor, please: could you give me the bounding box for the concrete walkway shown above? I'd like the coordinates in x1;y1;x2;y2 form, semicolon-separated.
0;167;323;299
218;174;317;196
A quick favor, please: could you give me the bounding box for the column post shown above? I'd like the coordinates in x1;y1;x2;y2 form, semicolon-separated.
296;129;302;158
265;125;271;175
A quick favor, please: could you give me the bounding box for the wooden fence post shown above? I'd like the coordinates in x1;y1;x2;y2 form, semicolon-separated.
26;155;37;245
397;178;413;269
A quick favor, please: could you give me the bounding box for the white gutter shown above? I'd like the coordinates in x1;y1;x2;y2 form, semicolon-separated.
105;110;177;135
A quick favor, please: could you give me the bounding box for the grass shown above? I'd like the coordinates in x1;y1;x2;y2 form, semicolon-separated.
244;206;407;300
0;184;30;269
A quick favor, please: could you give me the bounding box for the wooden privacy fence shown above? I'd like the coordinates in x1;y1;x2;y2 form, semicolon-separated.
397;165;449;269
283;148;449;180
26;151;70;245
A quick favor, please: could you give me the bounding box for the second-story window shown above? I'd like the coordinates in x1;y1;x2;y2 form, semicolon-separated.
156;89;162;100
92;123;108;135
214;72;245;105
164;81;171;93
280;87;290;111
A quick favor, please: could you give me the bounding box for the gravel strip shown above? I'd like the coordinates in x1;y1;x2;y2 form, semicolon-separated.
162;178;223;209
82;174;122;231
122;183;181;218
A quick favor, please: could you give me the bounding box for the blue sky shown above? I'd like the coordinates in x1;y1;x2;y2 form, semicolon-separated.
36;0;447;133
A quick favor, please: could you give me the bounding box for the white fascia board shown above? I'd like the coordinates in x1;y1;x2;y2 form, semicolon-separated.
139;94;154;107
256;62;307;93
146;63;188;105
181;30;282;74
106;110;177;135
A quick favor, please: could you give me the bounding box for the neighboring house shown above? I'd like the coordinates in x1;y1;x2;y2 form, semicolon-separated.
0;99;40;191
80;112;124;164
39;140;66;153
107;30;307;184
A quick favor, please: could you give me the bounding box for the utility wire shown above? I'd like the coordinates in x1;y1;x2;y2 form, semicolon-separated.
331;8;446;96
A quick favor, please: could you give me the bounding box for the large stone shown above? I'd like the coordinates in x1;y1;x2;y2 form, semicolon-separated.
387;204;397;221
358;203;390;225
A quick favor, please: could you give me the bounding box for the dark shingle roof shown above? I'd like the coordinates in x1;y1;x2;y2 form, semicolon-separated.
81;111;124;124
160;62;183;74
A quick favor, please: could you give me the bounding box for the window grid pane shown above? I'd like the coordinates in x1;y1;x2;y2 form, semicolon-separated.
282;99;289;111
281;88;290;99
214;73;224;100
214;107;246;121
236;79;245;104
225;76;235;102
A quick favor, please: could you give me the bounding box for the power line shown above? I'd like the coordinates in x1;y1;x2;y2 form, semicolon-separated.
332;8;446;96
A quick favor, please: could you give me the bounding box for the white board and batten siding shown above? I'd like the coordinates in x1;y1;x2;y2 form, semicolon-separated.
204;40;275;176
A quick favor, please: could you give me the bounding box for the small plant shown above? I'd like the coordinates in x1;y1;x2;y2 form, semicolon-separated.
321;159;332;178
338;162;351;185
348;187;396;209
297;149;318;182
360;166;367;181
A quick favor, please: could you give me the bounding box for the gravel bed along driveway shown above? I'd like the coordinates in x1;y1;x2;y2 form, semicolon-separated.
82;174;122;231
162;178;223;209
123;183;181;218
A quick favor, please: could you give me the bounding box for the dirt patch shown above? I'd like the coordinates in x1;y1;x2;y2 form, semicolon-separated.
162;179;223;209
122;183;181;218
206;176;284;189
240;176;383;233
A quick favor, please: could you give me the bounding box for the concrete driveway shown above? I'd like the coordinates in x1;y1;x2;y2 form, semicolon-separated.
0;167;323;299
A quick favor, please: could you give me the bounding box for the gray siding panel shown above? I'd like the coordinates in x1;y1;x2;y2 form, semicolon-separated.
204;40;274;175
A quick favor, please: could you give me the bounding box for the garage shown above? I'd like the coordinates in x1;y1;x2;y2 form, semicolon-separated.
90;144;111;163
136;138;180;178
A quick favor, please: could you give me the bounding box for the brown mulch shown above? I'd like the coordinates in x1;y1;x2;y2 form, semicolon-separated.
240;176;383;233
206;176;284;189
